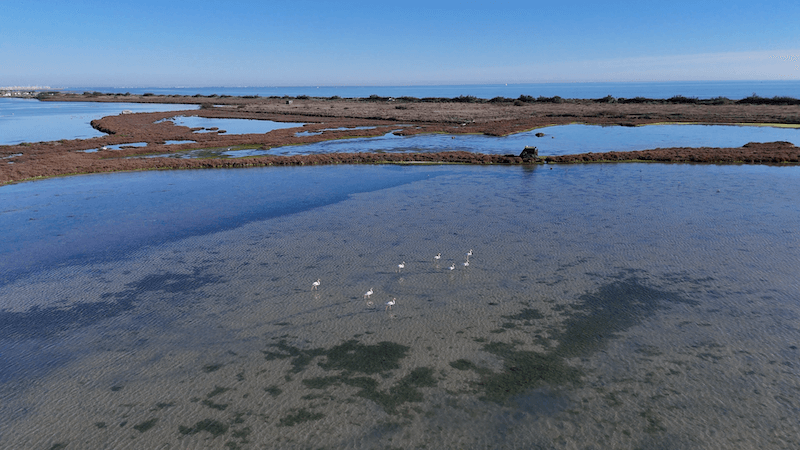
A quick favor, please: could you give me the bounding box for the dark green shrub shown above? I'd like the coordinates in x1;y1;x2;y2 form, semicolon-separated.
738;94;800;105
453;95;482;103
489;96;512;103
708;96;733;105
619;96;650;104
668;95;700;104
594;95;616;103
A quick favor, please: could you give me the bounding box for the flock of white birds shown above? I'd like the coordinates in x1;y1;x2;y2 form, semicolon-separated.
312;250;474;311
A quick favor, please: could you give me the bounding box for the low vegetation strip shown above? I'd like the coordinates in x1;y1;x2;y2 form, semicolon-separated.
3;93;800;185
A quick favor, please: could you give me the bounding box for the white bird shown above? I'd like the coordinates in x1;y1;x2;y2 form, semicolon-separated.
386;298;396;311
397;261;405;272
467;249;473;257
364;288;374;299
463;260;470;267
312;279;321;290
434;253;442;261
449;264;455;271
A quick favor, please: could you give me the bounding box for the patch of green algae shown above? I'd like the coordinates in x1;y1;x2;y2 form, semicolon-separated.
264;339;437;414
179;419;229;437
261;276;697;422
453;276;697;403
263;339;409;374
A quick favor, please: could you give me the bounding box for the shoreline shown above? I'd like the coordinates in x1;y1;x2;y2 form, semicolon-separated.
2;93;800;185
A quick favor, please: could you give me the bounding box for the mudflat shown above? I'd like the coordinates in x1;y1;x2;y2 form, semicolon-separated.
2;92;799;185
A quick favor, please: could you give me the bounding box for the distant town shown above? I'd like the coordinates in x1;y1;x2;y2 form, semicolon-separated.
1;86;53;97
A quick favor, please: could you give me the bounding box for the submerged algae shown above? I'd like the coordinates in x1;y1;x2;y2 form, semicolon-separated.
553;277;698;358
264;339;433;413
455;276;698;404
262;339;409;375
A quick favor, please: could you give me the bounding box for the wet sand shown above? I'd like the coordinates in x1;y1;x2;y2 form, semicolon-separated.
2;93;799;185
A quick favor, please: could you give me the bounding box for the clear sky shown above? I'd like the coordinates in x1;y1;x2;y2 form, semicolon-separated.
2;0;799;87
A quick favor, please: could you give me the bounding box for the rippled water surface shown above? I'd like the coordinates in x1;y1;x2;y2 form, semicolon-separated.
1;164;799;449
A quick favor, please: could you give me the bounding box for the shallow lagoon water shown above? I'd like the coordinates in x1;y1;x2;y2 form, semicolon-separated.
1;164;800;449
263;123;800;156
0;98;199;145
157;115;304;135
295;126;378;137
147;123;800;159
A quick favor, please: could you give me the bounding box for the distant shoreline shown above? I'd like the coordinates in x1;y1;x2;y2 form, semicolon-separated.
45;80;800;100
2;92;799;185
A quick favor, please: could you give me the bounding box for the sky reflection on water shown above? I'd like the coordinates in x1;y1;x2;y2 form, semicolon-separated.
0;98;198;145
0;146;800;448
157;115;304;135
262;123;800;156
143;123;800;159
3;77;800;448
2;152;800;449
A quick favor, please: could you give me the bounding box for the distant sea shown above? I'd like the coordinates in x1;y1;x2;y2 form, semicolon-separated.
62;81;800;100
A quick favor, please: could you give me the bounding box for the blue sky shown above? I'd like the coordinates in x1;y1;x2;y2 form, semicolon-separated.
2;0;798;87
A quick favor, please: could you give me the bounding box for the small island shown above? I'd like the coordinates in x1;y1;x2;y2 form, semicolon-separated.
2;91;799;185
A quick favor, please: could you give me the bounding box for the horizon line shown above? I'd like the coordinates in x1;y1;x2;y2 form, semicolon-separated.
44;79;800;90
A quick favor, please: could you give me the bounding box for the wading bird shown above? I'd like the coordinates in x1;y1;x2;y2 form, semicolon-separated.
364;288;374;299
397;261;405;272
386;298;396;311
312;279;321;290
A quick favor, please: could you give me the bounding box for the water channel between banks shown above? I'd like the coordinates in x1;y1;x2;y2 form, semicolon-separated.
141;122;800;159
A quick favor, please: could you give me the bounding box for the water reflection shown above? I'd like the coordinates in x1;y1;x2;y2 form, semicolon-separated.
0;98;198;145
156;115;304;135
295;126;377;137
144;124;800;159
1;164;799;448
264;123;800;156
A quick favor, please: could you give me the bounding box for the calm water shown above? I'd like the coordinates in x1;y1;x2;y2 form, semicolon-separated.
264;123;800;156
5;82;800;147
65;80;800;100
0;98;198;145
148;123;800;159
2;164;799;449
156;115;304;135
